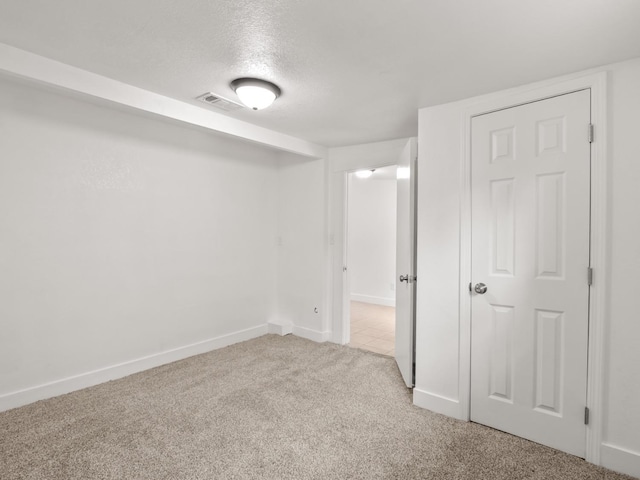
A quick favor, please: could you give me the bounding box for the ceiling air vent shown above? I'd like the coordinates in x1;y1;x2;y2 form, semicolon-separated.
196;92;244;112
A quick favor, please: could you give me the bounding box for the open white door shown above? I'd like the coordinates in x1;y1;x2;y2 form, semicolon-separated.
395;138;417;387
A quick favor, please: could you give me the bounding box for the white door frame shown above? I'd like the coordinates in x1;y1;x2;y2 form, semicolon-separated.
329;138;416;346
331;162;398;345
458;71;607;464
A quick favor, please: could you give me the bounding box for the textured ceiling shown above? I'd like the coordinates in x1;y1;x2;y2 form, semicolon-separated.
1;0;640;147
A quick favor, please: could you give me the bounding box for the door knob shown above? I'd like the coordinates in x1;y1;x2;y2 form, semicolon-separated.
474;283;488;294
399;274;409;283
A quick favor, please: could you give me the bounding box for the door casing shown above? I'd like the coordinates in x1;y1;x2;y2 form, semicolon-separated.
340;163;397;346
330;138;417;347
458;71;607;464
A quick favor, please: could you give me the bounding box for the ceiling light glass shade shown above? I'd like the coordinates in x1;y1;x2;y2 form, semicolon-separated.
396;167;410;179
230;78;281;110
355;169;375;179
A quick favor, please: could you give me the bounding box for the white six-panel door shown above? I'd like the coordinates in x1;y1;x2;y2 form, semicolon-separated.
470;90;591;457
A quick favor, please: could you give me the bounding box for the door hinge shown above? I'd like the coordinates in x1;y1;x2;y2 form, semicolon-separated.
587;267;593;286
588;124;594;143
584;407;590;425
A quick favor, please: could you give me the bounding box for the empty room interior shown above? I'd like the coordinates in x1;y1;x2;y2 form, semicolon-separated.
1;1;640;479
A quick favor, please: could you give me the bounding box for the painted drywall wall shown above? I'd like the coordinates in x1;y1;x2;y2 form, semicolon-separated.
415;58;640;477
601;58;640;470
414;102;463;414
347;171;397;306
330;138;412;174
275;153;328;341
0;43;327;159
0;76;279;409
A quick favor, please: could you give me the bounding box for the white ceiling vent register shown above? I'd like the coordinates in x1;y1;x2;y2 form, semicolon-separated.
196;92;245;112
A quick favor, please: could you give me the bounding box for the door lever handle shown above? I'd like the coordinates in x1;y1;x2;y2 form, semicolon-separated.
399;275;416;283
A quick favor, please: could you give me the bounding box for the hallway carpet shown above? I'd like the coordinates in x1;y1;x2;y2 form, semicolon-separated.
0;335;633;479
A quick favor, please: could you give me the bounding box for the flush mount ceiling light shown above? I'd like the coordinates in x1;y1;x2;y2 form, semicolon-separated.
355;169;375;179
396;167;410;179
230;78;281;110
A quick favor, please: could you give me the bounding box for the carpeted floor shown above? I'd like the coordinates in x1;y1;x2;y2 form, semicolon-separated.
0;335;634;480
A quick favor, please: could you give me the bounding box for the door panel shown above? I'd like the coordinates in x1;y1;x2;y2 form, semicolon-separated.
395;138;417;388
470;90;590;457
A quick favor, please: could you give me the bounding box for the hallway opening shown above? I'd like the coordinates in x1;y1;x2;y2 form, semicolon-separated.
345;165;397;356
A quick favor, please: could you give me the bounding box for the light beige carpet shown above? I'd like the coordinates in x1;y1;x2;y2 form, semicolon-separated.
0;335;633;479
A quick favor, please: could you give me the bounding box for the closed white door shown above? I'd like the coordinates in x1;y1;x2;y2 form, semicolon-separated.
395;138;417;388
470;90;591;457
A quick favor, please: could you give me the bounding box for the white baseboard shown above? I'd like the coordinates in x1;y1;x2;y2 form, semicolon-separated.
292;325;330;343
0;324;268;413
413;388;464;420
267;321;293;336
600;443;640;478
350;293;395;307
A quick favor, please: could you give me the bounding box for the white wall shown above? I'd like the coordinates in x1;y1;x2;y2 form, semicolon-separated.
347;171;397;306
0;76;280;410
414;101;463;413
274;153;328;341
601;58;640;471
415;58;640;477
0;43;327;159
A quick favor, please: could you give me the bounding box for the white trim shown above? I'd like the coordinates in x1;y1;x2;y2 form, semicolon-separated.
350;294;396;307
413;389;463;420
0;43;327;159
292;326;331;343
0;324;268;413
459;108;473;422
584;73;608;465
267;321;294;336
321;158;333;340
342;172;351;346
330;171;349;344
600;444;640;478
457;71;607;463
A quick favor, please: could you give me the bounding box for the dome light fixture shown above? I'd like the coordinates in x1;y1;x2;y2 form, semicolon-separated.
230;78;281;110
355;169;375;179
396;167;410;179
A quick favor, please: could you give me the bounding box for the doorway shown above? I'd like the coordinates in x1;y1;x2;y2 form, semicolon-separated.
346;165;397;356
331;137;417;387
